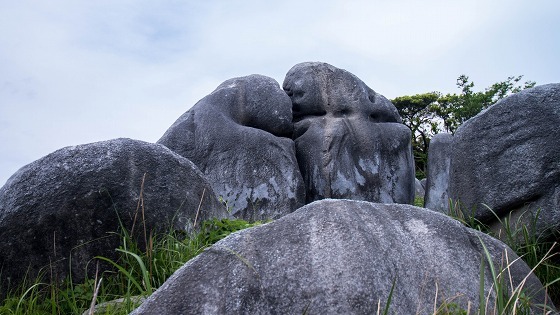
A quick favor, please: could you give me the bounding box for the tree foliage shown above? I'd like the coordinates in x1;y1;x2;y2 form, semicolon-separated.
392;75;536;178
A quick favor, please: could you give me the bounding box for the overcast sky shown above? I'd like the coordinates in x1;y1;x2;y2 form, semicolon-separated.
1;0;559;186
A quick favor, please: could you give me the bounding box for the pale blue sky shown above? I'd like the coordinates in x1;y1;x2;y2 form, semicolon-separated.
1;0;559;186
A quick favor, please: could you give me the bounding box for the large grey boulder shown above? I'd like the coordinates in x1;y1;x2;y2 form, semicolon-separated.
449;84;560;236
158;75;305;221
283;62;415;204
424;133;453;212
131;200;550;314
0;138;227;293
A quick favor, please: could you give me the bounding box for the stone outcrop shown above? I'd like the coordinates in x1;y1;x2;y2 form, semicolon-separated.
0;138;227;293
131;200;549;314
283;62;415;204
158;75;305;221
449;84;560;237
1;62;557;312
424;133;453;213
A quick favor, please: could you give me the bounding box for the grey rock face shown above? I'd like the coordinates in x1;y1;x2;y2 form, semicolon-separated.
449;84;560;236
131;200;550;314
425;133;453;212
420;178;427;189
158;75;305;220
283;62;414;204
414;178;425;200
0;138;226;293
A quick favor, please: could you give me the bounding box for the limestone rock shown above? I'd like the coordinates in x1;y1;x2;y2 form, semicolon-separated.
425;133;453;213
449;84;560;236
283;62;414;204
158;75;305;220
0;138;226;293
131;200;550;314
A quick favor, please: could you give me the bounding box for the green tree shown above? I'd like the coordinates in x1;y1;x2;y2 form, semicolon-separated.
392;75;535;178
432;75;536;133
392;92;440;178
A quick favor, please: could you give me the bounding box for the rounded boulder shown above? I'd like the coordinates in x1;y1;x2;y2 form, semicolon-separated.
131;200;550;314
0;138;227;293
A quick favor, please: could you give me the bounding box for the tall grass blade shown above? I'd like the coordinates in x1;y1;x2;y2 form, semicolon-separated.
382;277;397;315
15;282;44;314
116;248;153;294
479;253;486;315
94;256;144;294
479;237;507;312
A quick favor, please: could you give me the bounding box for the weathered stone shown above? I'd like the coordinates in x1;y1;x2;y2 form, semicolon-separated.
158;75;305;220
81;296;146;315
420;178;427;189
414;178;425;200
449;84;560;237
0;138;227;293
131;200;550;314
283;62;414;204
425;133;453;213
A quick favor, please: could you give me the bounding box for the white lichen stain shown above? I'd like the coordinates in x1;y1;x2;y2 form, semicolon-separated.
358;157;379;175
405;219;432;236
252;183;270;200
332;171;355;195
354;167;365;185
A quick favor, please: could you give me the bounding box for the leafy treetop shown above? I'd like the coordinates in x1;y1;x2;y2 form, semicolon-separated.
392;75;536;178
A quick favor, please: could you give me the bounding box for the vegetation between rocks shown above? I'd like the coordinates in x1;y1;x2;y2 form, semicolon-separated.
0;217;263;315
446;200;560;310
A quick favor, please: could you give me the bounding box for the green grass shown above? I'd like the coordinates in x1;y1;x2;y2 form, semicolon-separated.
0;218;262;315
445;201;560;313
414;195;425;207
410;198;560;313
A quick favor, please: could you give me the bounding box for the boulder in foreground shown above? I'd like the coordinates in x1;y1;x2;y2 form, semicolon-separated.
132;199;550;314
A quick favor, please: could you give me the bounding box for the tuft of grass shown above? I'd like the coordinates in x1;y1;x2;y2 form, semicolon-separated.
477;237;559;314
447;200;560;310
447;199;488;232
0;217;261;314
377;239;557;314
414;196;425;207
486;206;560;307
